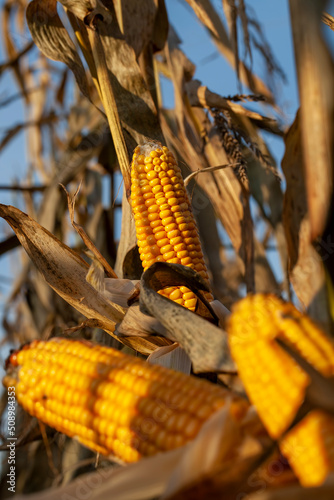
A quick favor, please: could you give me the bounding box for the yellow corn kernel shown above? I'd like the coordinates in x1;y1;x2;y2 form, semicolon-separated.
130;142;214;309
228;293;334;486
4;338;249;463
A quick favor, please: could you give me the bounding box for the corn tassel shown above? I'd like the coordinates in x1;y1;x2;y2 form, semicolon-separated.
130;142;213;311
228;293;334;486
3;337;248;463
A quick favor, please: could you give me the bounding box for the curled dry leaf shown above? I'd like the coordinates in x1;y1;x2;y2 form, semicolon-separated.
115;302;171;338
0;204;175;355
0;204;124;330
96;8;164;145
139;263;236;373
289;0;334;241
26;0;91;102
140;261;218;322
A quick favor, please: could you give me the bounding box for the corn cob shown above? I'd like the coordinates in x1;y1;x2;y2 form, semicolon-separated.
130;142;213;311
227;293;334;486
3;337;248;463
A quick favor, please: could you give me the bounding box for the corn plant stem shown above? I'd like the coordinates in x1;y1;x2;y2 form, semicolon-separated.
87;23;131;194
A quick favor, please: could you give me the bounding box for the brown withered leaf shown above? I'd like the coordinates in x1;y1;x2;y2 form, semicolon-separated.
290;0;334;241
0;205;174;355
185;0;273;101
26;0;91;102
0;204;124;331
282;112;329;323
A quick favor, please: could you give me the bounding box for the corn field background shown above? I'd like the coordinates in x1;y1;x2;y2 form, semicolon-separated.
0;0;334;498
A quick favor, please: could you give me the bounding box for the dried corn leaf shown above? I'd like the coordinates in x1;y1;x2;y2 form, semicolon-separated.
26;0;91;102
289;0;334;241
115;303;171;338
282;112;329;323
0;41;34;78
96;6;163;144
0;204;124;330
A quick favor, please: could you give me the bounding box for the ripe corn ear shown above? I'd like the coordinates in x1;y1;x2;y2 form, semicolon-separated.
228;293;334;486
3;337;248;463
130;142;213;311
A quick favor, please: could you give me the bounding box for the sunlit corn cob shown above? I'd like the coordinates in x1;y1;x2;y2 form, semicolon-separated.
130;142;213;311
228;293;334;486
3;337;248;463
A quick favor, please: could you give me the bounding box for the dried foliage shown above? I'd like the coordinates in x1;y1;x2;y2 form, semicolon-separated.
0;0;333;498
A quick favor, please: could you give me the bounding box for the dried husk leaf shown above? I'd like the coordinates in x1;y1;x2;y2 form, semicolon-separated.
0;204;173;355
147;344;192;374
96;4;164;144
140;263;235;373
115;303;171;339
289;0;334;241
